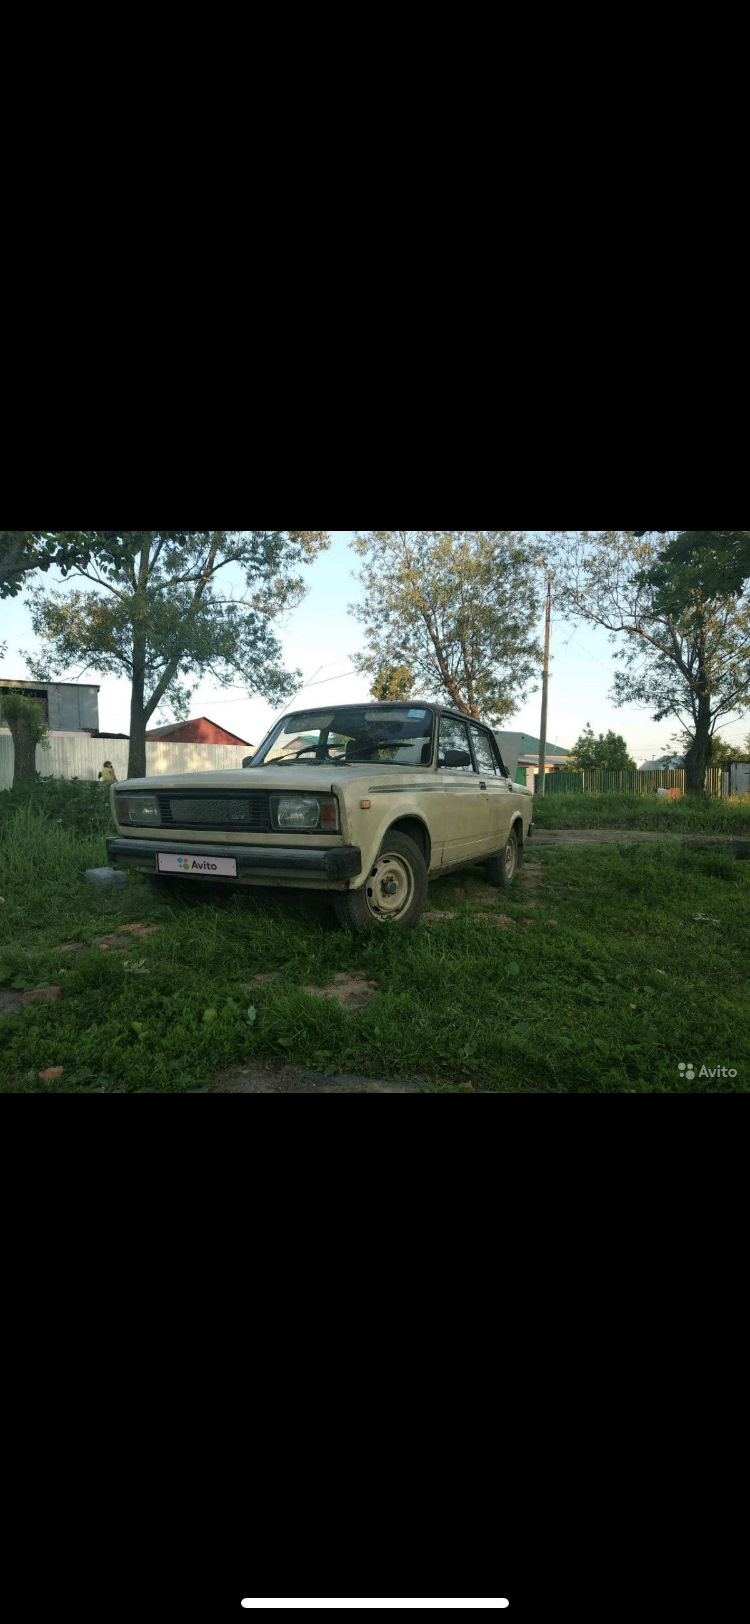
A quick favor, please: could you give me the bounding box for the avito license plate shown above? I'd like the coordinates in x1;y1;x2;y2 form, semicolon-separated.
157;853;238;877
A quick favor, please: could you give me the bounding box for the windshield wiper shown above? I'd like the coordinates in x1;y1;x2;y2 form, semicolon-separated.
265;754;340;766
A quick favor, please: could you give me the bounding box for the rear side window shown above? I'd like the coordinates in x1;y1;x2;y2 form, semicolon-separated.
438;716;475;772
470;726;498;775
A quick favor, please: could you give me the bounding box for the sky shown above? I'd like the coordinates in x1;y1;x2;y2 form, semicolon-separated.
1;530;748;763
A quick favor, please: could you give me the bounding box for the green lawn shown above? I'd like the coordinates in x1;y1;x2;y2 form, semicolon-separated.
1;782;748;1093
532;790;750;833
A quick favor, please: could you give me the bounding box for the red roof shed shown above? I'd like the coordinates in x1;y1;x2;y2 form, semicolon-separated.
145;716;252;747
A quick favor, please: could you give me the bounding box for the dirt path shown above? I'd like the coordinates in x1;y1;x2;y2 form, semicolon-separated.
531;830;734;847
213;1060;429;1093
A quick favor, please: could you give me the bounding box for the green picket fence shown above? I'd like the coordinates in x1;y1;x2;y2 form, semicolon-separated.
533;768;724;796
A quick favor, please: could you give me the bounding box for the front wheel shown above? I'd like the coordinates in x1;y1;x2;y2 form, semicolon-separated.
485;827;522;888
332;831;428;931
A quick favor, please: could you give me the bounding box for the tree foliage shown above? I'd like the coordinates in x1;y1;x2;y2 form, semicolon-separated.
369;662;415;702
0;691;50;786
349;531;542;724
568;723;637;771
0;531;143;600
686;731;746;767
633;531;750;608
25;531;329;778
550;530;750;793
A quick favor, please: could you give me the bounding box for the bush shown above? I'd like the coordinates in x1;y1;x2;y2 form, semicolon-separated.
0;691;50;785
0;775;114;839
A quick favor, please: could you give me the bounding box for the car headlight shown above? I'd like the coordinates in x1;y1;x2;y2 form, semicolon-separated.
269;794;339;832
115;793;161;827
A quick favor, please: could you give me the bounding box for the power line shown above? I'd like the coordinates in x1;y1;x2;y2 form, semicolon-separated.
183;667;359;706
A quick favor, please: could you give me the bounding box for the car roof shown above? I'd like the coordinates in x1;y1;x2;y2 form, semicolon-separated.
279;699;494;728
262;700;510;774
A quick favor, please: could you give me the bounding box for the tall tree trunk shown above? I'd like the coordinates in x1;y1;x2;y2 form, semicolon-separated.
6;712;38;785
127;659;147;779
684;691;712;795
127;552;150;779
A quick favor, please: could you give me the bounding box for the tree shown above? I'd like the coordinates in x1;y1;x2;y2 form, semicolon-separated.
349;531;543;724
692;732;746;767
1;533;55;598
633;531;750;607
568;723;637;772
0;691;50;786
0;531;142;599
369;662;416;702
550;531;750;794
26;531;330;779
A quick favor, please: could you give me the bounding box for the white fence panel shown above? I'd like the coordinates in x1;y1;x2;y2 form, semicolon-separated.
144;742;251;776
727;762;750;796
0;733;250;790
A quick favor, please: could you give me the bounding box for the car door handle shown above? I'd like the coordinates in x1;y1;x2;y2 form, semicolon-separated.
479;780;486;789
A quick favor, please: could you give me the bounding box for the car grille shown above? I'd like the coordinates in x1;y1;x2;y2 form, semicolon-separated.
157;791;271;832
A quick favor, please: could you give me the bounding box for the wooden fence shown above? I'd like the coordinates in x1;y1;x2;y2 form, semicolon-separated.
0;733;250;791
533;768;724;796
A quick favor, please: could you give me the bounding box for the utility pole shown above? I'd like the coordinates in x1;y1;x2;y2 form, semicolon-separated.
536;574;551;796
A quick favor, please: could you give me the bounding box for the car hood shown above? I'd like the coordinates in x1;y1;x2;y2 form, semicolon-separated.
115;763;435;794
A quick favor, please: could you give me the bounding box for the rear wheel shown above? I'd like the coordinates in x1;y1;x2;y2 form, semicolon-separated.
333;830;428;932
485;826;522;888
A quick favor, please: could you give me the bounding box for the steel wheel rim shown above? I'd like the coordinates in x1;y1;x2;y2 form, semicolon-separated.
504;835;517;878
364;852;415;920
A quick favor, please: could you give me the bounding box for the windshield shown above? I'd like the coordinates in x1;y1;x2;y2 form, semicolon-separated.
252;706;435;767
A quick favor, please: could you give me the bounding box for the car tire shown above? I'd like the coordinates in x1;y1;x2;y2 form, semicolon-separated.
485;826;522;888
332;830;428;931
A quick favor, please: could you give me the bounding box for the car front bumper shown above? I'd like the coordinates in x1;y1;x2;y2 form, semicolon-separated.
105;836;362;882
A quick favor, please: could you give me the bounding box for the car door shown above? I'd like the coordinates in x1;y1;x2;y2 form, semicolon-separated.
468;723;516;855
436;715;491;864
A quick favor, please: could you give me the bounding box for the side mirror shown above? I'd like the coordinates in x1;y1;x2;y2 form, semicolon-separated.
242;754;254;768
439;749;472;767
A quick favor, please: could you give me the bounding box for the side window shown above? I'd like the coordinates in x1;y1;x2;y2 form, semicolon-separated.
470;726;498;776
438;716;475;772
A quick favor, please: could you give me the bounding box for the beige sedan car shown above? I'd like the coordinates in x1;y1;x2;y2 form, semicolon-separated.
106;701;534;931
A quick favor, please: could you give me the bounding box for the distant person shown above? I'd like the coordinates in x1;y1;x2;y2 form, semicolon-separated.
98;760;117;784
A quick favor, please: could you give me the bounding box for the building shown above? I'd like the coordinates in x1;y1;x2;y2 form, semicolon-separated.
145;716;253;747
640;755;685;770
495;730;571;788
0;677;100;733
723;761;750;797
0;684;254;750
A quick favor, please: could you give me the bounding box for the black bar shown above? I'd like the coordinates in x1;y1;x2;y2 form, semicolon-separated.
106;836;361;879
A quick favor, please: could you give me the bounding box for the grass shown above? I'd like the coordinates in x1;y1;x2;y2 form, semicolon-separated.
1;782;749;1093
532;791;750;834
0;774;114;839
